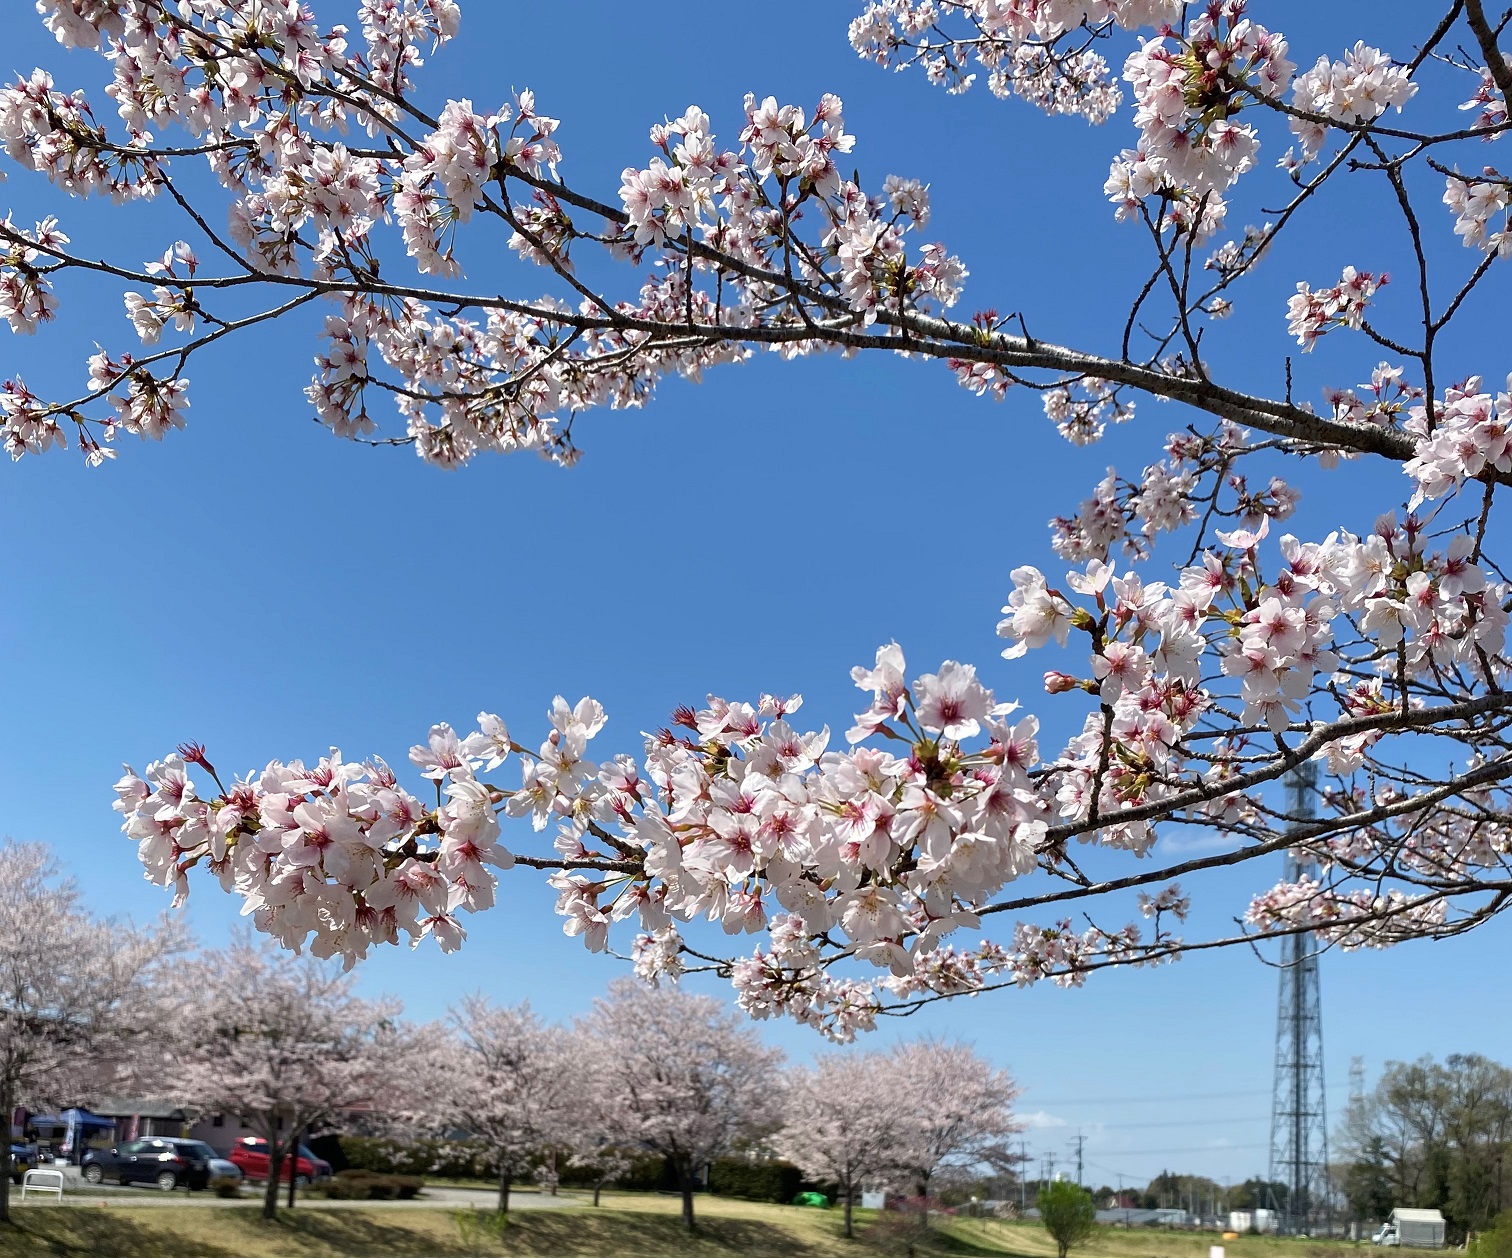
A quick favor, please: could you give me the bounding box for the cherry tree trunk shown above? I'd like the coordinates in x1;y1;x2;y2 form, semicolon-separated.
496;1165;510;1215
593;1179;603;1207
0;1078;13;1225
844;1185;855;1239
262;1144;283;1220
679;1162;696;1231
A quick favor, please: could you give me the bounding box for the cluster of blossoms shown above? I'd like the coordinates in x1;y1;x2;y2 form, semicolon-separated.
1042;377;1135;446
1444;170;1512;258
114;704;522;956
1404;376;1512;508
620;93;965;326
1461;62;1510;134
1322;362;1421;436
3;0;975;469
1105;3;1294;241
1042;421;1294;563
122;484;1509;1033
1286;40;1417;163
1285;266;1387;349
400;92;561;275
0;66;149;200
310;85;966;459
0;214;64;336
848;1;1183;122
1246;876;1448;948
1327;771;1512;895
0;376;68;461
107;652;1055;1038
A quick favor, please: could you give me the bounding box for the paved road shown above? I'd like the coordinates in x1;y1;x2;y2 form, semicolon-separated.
16;1178;578;1211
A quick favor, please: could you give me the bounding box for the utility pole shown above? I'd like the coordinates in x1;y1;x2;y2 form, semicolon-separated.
1019;1140;1029;1213
1269;762;1331;1237
1046;1153;1057;1184
1070;1133;1085;1187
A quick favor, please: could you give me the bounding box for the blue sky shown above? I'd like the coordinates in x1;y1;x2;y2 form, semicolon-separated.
0;0;1504;1186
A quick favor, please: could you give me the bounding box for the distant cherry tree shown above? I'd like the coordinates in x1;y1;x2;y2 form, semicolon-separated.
579;979;784;1229
558;1026;639;1208
172;937;404;1220
773;1051;904;1237
885;1039;1021;1224
0;840;176;1223
440;996;573;1214
0;1;1509;1032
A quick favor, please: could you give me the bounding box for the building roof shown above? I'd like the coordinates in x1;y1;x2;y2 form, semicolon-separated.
89;1098;194;1121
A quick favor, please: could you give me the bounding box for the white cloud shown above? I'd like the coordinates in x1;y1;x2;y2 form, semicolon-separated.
1022;1110;1068;1130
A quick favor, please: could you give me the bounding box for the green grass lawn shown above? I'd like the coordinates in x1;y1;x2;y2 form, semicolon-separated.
0;1195;1391;1258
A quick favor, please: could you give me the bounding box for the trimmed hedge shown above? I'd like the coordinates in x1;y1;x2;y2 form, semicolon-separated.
557;1154;669;1193
315;1135;488;1180
314;1169;424;1200
708;1159;803;1204
309;1135;672;1193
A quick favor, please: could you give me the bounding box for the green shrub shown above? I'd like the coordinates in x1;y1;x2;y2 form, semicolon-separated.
315;1169;425;1201
557;1153;667;1191
708;1159;803;1203
1038;1181;1097;1258
1473;1211;1512;1258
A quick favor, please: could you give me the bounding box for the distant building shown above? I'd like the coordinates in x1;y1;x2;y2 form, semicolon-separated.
90;1098;194;1141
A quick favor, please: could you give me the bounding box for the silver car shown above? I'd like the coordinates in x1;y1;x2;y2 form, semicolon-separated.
207;1157;243;1183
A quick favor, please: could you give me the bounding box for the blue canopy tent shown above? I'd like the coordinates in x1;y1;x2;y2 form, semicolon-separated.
29;1109;115;1162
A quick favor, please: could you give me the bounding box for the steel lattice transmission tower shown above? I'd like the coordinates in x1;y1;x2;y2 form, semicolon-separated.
1267;761;1331;1236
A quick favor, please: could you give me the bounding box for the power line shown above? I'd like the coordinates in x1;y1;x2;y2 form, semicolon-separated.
1090;1114;1270;1130
1026;1089;1271;1106
1078;1141;1269;1157
1085;1159;1141;1183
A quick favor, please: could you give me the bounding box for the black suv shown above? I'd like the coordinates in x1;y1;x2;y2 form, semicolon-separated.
80;1137;216;1191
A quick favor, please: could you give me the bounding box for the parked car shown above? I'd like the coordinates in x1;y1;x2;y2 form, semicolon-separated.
206;1156;242;1184
7;1144;33;1185
80;1137;217;1191
225;1137;332;1185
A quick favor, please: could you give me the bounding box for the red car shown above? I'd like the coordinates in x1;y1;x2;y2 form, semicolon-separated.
225;1137;332;1184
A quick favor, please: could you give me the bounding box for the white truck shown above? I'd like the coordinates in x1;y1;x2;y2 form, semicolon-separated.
1372;1208;1446;1248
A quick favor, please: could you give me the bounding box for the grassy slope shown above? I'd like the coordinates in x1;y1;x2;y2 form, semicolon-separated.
0;1195;1382;1258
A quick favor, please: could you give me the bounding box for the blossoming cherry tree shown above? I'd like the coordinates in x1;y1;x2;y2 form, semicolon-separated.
0;1;1510;1037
